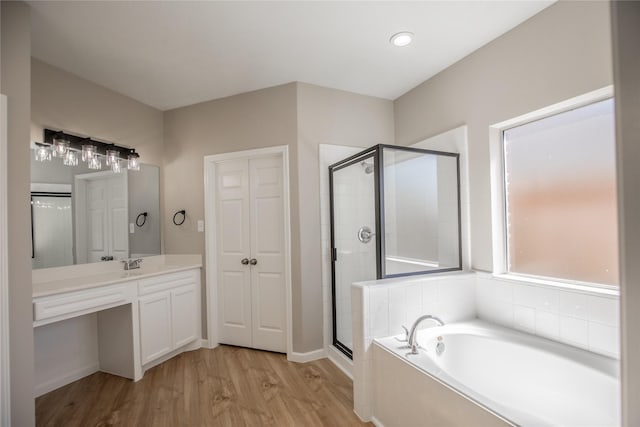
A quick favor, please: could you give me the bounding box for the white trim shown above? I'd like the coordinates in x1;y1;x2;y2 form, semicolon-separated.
203;145;293;359
34;363;99;398
326;345;353;379
489;86;614;278
370;416;385;427
288;349;326;363
30;183;72;194
0;95;10;426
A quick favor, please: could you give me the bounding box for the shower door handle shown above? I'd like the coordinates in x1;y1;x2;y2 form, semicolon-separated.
357;226;375;244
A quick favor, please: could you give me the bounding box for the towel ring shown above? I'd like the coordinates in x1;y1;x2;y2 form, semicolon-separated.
173;210;186;226
135;212;148;227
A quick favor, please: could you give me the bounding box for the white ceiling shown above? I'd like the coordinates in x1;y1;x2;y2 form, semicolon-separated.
28;1;554;111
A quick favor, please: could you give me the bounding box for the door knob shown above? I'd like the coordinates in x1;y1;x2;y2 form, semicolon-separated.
249;258;258;265
241;258;249;265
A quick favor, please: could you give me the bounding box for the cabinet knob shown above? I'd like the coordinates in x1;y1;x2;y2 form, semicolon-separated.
241;258;249;265
249;258;257;266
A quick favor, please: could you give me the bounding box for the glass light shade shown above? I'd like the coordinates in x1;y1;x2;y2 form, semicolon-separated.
81;144;96;162
128;153;140;171
52;137;69;157
35;145;52;162
105;149;119;166
111;159;122;173
63;150;79;166
88;153;102;170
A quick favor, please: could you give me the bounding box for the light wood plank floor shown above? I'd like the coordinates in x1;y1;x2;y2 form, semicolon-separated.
36;345;371;426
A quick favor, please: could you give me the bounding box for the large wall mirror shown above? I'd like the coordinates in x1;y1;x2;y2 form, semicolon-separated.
31;151;161;269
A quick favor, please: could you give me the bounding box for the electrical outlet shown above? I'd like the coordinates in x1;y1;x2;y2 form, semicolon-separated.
197;220;204;232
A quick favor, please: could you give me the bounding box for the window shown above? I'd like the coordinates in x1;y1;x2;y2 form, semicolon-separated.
501;97;618;287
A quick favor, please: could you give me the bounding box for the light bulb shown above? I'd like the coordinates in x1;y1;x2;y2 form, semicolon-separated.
63;150;78;166
88;153;102;170
128;153;140;171
35;145;52;162
105;149;119;166
52;136;69;157
82;144;96;162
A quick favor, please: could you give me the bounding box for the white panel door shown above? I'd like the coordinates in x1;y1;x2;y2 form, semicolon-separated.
249;156;286;352
108;173;129;261
86;179;108;263
215;154;286;353
216;160;252;347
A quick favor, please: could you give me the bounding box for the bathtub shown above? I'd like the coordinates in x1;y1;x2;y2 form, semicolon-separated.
373;320;620;427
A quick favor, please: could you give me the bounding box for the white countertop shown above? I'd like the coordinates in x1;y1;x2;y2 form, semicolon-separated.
32;254;202;298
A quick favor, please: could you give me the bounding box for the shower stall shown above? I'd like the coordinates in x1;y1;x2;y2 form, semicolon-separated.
329;144;462;358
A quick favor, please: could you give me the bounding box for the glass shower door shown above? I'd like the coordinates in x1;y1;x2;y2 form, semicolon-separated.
330;154;378;357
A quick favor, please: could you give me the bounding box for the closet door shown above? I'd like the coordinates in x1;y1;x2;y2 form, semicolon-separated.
249;156;286;353
216;159;253;347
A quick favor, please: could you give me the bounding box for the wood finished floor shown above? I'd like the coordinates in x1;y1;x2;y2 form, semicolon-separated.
36;345;371;427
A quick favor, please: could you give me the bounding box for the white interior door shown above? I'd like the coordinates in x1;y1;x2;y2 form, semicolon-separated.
108;173;129;261
215;154;286;353
77;172;129;263
249;156;286;352
86;179;109;263
216;159;252;347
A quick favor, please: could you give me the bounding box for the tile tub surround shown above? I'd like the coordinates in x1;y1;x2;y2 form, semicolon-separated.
351;272;477;421
351;270;621;422
475;272;620;358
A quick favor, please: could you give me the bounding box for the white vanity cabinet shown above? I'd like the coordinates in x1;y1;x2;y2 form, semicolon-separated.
138;269;200;365
32;256;203;396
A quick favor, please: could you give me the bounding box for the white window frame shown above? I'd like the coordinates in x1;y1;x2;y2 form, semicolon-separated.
489;86;619;296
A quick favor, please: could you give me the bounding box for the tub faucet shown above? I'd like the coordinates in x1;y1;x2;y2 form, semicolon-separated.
122;258;143;270
407;314;445;355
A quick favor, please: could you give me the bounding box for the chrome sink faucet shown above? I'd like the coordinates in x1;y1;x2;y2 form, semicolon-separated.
122;258;143;270
407;314;445;355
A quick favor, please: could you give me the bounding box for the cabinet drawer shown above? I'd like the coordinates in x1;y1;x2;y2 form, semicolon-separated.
34;282;132;323
138;269;198;295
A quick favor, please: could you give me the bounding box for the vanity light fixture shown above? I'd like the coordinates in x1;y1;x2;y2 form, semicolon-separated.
390;31;414;47
81;143;96;162
87;153;102;170
105;149;119;166
52;135;69;157
127;151;140;171
34;144;52;162
39;128;142;172
63;150;78;166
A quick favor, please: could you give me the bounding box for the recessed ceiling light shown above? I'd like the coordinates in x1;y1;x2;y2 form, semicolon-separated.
390;31;414;47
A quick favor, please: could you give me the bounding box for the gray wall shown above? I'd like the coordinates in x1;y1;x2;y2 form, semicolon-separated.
611;2;640;424
295;83;394;351
393;0;612;272
163;82;394;352
1;1;35;424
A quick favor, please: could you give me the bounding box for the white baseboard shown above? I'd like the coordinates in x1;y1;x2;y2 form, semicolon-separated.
34;363;99;398
327;345;353;379
202;339;219;350
288;348;326;363
370;416;384;427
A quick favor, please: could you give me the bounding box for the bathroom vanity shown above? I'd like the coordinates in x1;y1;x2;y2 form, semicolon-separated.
32;255;202;396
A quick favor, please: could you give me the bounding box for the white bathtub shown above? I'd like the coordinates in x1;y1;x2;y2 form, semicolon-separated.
374;320;620;427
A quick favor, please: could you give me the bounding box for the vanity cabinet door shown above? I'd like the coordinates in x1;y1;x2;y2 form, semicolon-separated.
171;285;198;348
139;292;172;364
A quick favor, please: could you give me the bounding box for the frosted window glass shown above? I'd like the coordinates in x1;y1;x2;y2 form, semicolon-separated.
503;98;618;286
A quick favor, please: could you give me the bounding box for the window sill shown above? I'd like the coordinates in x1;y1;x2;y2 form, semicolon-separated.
490;273;620;298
